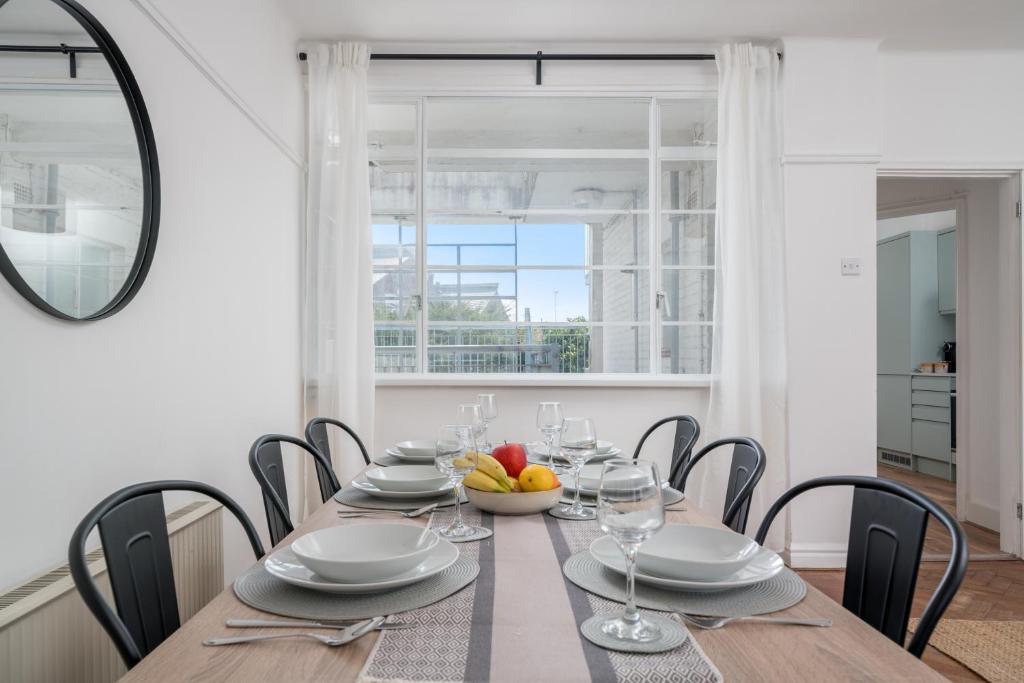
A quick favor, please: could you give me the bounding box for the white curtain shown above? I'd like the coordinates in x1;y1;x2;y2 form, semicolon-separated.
695;43;788;550
301;43;374;517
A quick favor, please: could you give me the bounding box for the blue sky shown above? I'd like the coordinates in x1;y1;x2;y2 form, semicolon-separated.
374;222;589;322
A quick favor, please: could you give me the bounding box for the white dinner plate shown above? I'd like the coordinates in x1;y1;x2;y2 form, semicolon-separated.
589;534;784;592
558;464;671;496
527;444;622;464
264;540;459;594
350;477;453;499
386;447;437;463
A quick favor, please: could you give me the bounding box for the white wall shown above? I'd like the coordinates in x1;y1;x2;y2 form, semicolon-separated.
779;38;883;567
0;0;304;589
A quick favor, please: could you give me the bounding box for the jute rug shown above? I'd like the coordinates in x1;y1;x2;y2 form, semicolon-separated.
909;618;1024;682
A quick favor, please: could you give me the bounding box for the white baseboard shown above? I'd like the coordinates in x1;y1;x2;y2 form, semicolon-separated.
787;543;848;569
966;501;1000;533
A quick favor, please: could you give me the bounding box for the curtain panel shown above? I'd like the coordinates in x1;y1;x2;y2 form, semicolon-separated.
696;43;789;551
302;43;374;517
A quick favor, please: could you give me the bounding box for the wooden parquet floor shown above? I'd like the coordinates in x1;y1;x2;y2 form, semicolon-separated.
798;467;1023;681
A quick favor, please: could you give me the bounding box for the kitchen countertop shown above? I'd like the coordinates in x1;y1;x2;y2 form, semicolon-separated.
878;371;956;377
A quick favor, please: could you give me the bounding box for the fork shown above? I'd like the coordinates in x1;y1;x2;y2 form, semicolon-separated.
336;503;437;519
673;612;832;630
226;618;413;630
204;617;385;647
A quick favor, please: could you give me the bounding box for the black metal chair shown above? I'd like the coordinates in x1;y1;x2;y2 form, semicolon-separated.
68;480;264;669
305;416;371;468
249;433;341;546
677;437;766;534
754;476;967;657
631;415;700;490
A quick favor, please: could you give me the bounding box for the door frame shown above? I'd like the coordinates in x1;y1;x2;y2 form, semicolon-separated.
877;165;1024;556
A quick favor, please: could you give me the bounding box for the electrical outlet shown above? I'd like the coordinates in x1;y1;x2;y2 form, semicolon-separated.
841;257;862;277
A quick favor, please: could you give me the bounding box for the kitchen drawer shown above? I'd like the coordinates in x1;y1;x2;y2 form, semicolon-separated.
912;390;950;408
912;375;953;392
912;405;950;423
913;419;951;463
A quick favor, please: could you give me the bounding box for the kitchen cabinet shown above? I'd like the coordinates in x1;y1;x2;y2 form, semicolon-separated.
878;373;955;480
937;228;957;314
878;375;912;453
877;232;955;374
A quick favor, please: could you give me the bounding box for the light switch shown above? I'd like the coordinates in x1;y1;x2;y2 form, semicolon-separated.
841;257;862;277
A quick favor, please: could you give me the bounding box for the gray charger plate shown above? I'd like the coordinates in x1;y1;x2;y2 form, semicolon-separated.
334;486;466;510
234;557;479;620
563;551;806;617
559;487;685;509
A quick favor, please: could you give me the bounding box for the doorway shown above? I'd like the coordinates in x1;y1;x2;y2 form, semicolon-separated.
876;174;1023;558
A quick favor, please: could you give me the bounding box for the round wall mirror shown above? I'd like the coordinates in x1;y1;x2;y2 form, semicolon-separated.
0;0;159;320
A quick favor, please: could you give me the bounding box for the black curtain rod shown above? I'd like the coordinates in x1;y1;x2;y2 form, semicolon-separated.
297;50;725;85
0;44;103;78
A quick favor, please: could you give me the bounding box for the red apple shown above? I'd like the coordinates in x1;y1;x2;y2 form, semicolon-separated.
491;441;528;478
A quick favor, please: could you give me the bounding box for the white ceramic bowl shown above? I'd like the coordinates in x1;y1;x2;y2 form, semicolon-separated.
576;463;661;492
465;485;563;515
395;440;437;458
637;524;760;581
595;440;615;454
290;523;439;583
364;465;449;492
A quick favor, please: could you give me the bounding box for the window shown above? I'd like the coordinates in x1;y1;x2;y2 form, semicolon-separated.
370;96;716;375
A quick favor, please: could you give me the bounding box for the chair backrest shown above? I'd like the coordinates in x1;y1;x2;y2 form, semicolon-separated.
753;475;968;657
631;416;700;490
249;433;341;546
304;417;371;474
68;480;264;668
678;437;765;534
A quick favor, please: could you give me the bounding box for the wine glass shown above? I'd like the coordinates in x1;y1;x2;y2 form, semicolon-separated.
455;403;485;448
595;459;665;643
536;402;565;472
435;424;477;539
476;394;498;452
558;417;598;520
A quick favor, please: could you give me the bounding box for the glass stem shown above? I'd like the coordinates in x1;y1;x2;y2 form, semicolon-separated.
623;544;640;624
572;461;583;510
452;482;463;526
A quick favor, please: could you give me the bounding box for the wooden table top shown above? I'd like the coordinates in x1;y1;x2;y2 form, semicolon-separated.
122;482;943;682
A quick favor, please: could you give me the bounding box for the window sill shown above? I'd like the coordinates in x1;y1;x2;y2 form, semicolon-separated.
375;373;711;388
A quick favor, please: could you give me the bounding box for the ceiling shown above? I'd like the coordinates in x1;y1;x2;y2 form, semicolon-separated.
282;0;1024;50
0;0;90;38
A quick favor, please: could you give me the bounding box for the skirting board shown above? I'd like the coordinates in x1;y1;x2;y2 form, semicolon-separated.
787;542;848;569
966;501;1001;534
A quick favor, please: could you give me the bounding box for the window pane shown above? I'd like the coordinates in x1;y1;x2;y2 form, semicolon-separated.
515;269;649;323
376;323;417;373
661;324;712;374
661;269;714;322
427;158;648;212
428;98;648;150
591;325;650;373
368;102;417;157
370;160;416;213
661;160;716;211
428;215;649;267
660;99;717;148
661;215;715;266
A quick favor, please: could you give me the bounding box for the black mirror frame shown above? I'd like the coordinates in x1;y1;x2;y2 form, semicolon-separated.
0;0;160;321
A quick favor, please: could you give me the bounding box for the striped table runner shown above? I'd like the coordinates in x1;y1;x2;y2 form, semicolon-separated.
359;508;721;683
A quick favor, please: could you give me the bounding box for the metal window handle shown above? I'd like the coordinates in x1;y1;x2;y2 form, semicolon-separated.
656;290;672;318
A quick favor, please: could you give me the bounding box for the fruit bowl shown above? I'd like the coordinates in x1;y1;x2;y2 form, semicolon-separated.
465;485;563;515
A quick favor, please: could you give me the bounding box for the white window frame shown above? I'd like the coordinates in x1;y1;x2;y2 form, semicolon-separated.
370;88;716;387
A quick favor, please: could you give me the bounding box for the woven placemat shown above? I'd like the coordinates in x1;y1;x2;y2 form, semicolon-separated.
564;551;805;617
334;486;465;510
233;557;479;620
580;613;689;653
908;618;1024;683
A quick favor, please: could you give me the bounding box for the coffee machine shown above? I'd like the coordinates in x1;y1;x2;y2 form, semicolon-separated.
942;342;956;373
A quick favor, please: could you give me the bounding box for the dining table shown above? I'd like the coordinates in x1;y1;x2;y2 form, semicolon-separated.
121;464;944;682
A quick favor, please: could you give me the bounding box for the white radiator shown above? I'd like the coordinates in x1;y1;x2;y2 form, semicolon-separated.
0;501;224;682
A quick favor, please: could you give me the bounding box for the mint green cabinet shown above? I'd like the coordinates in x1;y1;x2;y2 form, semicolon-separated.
878;374;912;453
937;228;957;315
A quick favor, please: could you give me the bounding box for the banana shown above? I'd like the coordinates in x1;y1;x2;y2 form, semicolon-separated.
463;470;509;493
467;452;515;490
452;456;475;469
